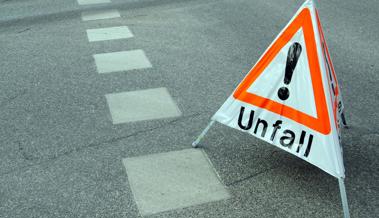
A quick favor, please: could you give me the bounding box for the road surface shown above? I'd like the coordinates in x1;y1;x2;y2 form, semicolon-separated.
0;0;378;217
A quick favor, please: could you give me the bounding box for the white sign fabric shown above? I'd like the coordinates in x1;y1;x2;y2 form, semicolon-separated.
212;0;345;178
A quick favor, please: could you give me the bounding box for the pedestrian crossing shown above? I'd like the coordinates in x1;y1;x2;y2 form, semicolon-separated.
78;0;179;125
76;0;229;216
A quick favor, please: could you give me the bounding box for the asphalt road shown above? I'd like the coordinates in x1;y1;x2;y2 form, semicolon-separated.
0;0;378;217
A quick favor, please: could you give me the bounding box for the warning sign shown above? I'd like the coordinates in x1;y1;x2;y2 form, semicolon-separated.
233;8;330;135
211;0;345;178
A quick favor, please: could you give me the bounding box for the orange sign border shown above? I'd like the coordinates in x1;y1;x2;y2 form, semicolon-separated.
233;8;331;135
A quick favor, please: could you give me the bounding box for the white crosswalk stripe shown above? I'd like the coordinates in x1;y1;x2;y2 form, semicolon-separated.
77;0;111;6
122;149;230;216
86;26;133;42
105;87;182;124
93;50;152;74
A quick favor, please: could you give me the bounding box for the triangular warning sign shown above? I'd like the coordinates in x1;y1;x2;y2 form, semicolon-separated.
233;7;330;135
210;0;346;178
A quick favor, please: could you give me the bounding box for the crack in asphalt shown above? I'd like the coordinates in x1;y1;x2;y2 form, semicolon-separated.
1;111;209;177
16;27;30;33
226;165;281;187
49;111;206;161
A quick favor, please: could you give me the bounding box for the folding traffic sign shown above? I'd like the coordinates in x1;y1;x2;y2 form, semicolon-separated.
192;1;350;217
206;1;345;178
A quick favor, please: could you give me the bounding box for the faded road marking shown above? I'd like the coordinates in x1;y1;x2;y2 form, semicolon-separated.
106;87;181;124
86;26;133;42
93;50;152;74
122;149;230;216
77;0;111;5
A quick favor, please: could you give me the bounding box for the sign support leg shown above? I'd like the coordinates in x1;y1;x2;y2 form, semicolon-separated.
192;120;215;148
338;177;350;218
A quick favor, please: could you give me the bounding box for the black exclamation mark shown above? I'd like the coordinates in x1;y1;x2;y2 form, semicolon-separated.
277;42;302;101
